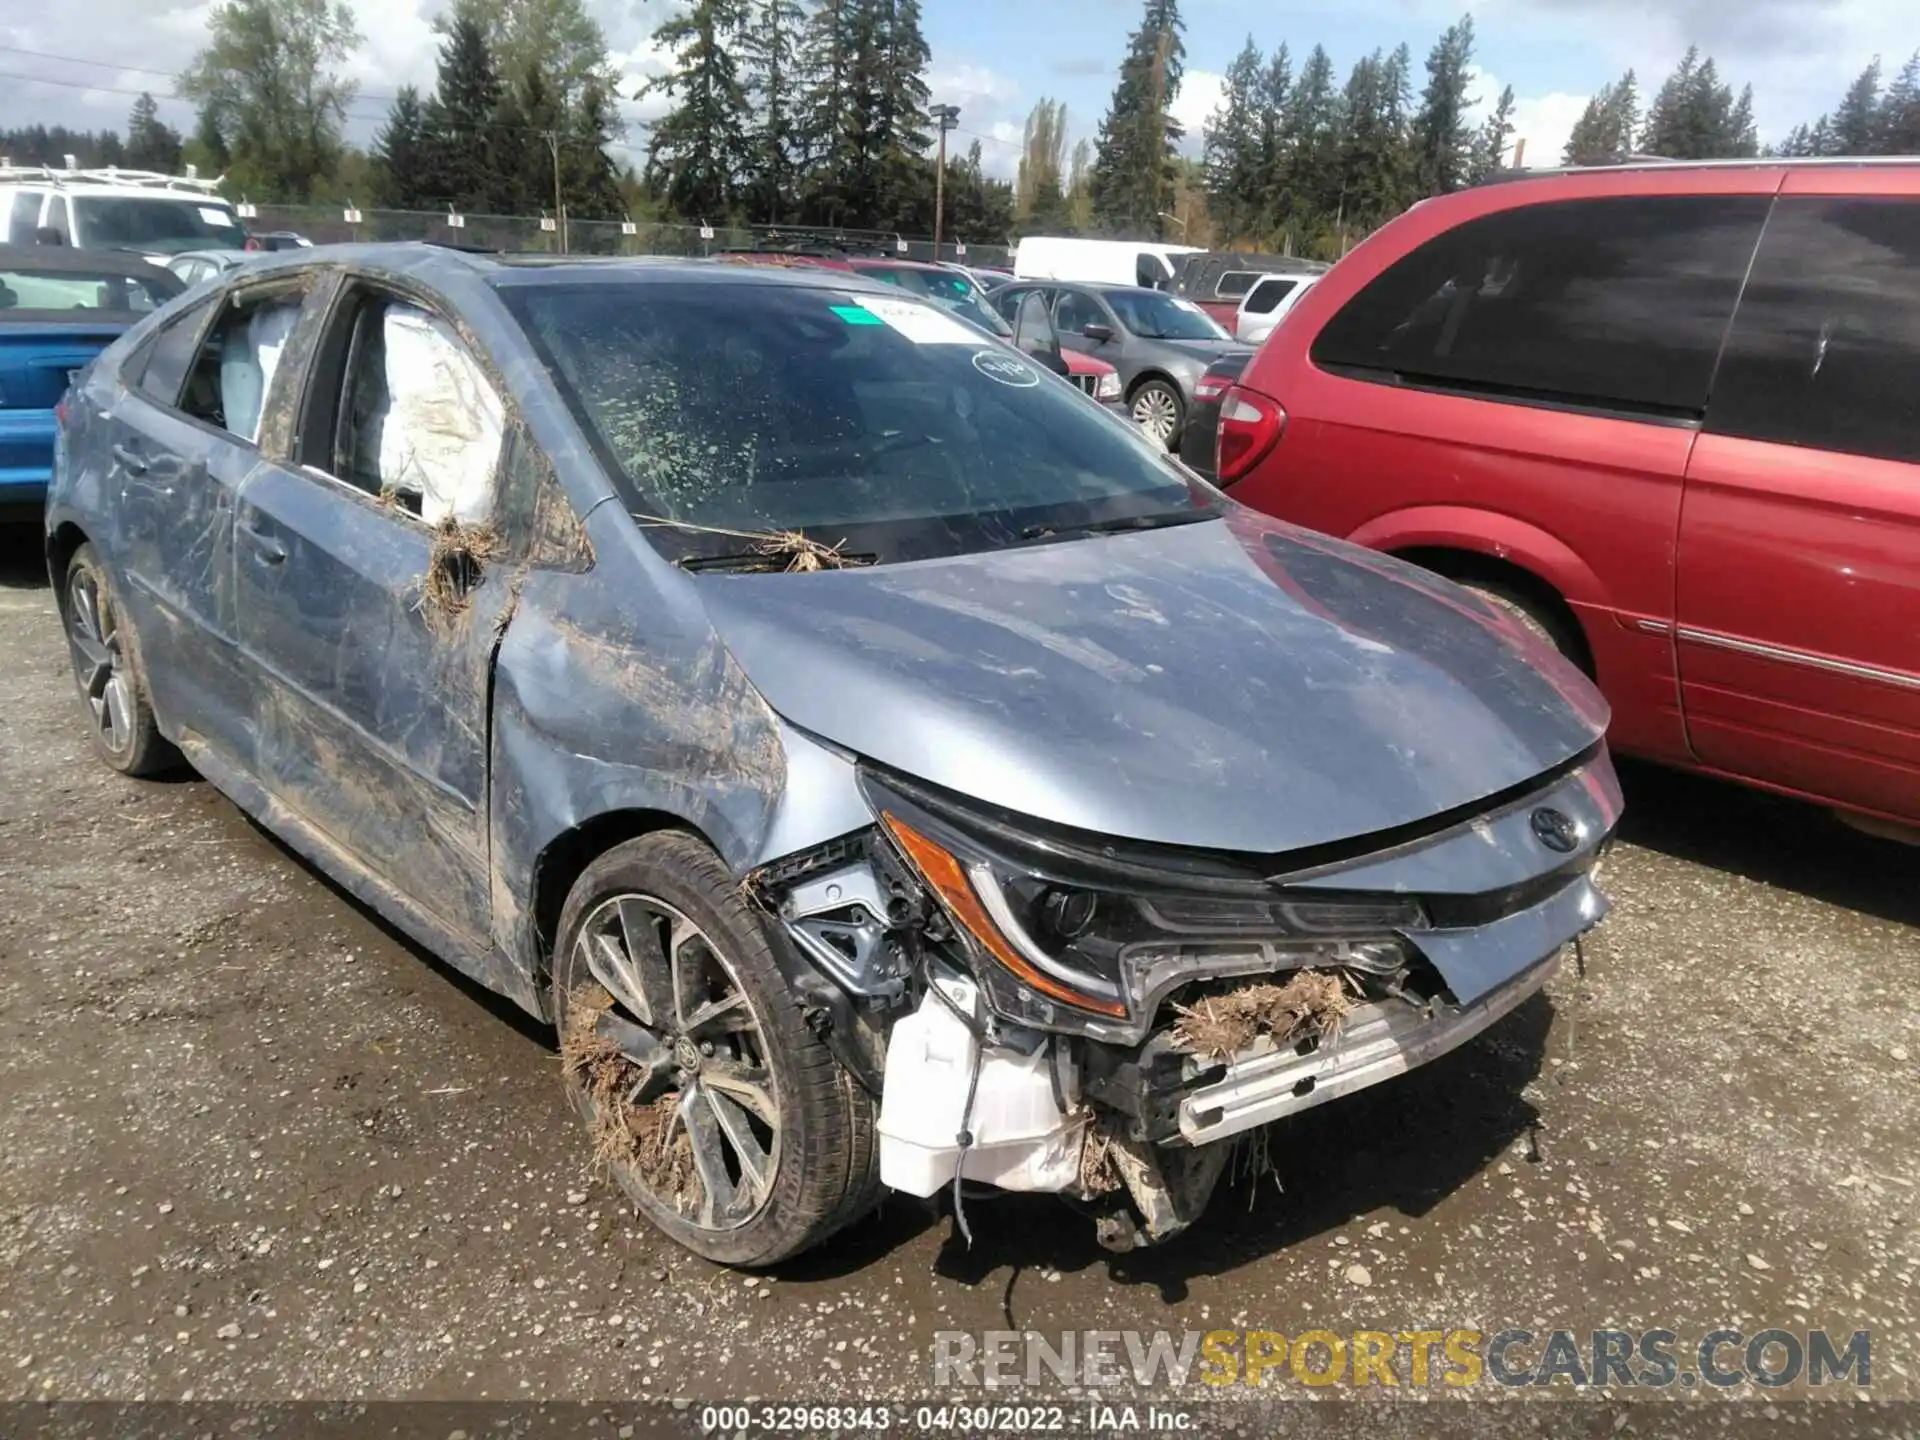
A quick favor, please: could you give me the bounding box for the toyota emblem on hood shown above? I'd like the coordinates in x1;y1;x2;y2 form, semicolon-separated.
1531;807;1581;853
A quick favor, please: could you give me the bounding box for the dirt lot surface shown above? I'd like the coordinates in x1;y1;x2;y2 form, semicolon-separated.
2;530;1916;1433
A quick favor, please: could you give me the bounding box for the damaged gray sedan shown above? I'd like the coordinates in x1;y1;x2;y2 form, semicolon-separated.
48;246;1619;1266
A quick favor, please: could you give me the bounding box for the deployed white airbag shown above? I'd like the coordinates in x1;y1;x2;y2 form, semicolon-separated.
373;304;504;524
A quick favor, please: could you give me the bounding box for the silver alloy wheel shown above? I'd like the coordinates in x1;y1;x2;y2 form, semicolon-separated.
66;569;134;758
1132;384;1180;444
573;893;779;1232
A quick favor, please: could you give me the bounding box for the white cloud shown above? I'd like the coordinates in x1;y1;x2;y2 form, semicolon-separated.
928;62;1021;113
1170;68;1225;149
1469;66;1588;169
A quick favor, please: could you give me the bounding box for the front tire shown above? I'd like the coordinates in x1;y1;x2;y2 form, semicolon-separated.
552;831;879;1267
1130;378;1185;449
61;543;177;777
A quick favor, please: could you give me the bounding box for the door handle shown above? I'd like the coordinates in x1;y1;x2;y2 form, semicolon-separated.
111;443;149;475
241;519;286;565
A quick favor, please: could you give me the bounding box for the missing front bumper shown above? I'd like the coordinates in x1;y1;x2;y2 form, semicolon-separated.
1173;949;1562;1146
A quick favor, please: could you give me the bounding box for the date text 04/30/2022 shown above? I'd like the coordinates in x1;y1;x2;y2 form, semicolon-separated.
696;1404;1197;1432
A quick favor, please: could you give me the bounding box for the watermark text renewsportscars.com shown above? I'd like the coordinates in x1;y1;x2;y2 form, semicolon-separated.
933;1328;1872;1391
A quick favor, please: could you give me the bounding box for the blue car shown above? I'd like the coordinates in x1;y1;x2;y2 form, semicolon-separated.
48;244;1618;1266
0;244;181;518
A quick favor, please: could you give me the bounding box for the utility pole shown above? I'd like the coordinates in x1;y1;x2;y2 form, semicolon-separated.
930;103;960;258
543;130;568;253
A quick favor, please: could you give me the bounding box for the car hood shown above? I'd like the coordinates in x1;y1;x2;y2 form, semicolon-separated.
697;509;1609;856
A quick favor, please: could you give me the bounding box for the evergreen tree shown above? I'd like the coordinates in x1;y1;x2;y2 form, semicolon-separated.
1088;0;1186;236
1203;37;1264;243
370;85;429;207
1563;70;1639;163
1410;13;1475;195
185;102;231;175
125;93;184;173
1251;44;1293;242
1640;48;1752;158
798;0;854;221
739;0;805;222
1285;43;1341;228
641;0;750;221
421;14;506;210
874;0;933;225
1831;58;1883;154
1882;51;1920;154
1470;83;1515;180
561;78;625;218
1726;84;1758;157
1335;50;1411;230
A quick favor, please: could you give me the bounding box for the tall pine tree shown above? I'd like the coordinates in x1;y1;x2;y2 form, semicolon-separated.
1563;70;1639;163
739;0;805;221
1203;38;1264;243
1831;58;1884;153
642;0;751;221
1410;13;1476;196
421;14;507;210
1088;0;1186;237
125;93;184;173
1883;51;1920;154
1469;84;1516;179
371;85;429;207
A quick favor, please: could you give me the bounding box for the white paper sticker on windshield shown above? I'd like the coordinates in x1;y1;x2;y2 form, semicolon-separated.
199;206;236;227
856;295;979;345
971;350;1040;387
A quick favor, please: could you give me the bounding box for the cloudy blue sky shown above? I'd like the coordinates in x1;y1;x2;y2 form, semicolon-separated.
1;0;1912;183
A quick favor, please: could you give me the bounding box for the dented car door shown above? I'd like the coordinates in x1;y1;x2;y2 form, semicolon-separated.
229;275;514;943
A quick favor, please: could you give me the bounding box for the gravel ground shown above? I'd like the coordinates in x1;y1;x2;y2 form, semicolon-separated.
2;528;1915;1433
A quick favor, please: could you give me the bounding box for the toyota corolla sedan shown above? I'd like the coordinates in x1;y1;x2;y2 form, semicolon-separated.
47;246;1619;1267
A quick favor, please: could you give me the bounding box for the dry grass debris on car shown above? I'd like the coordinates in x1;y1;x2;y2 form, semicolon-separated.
419;516;506;623
1169;970;1354;1061
561;989;697;1204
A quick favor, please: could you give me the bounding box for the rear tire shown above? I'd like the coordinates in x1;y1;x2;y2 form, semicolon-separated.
552;831;879;1267
61;543;178;778
1461;581;1587;672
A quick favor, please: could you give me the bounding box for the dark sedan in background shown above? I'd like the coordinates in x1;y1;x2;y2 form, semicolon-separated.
1176;352;1254;481
988;279;1251;449
0;244;181;518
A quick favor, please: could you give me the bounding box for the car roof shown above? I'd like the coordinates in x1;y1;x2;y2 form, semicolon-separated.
0;243;181;281
203;243;905;297
1475;155;1920;187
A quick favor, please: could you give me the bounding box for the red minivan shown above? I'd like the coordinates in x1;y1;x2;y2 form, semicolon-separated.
1221;159;1920;835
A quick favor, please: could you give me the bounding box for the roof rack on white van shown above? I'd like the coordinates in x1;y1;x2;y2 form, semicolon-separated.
0;162;226;195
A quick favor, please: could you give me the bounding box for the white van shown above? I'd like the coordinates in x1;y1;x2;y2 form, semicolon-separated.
0;165;244;263
1012;236;1201;290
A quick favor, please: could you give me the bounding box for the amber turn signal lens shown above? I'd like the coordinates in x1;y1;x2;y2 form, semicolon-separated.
880;812;1129;1019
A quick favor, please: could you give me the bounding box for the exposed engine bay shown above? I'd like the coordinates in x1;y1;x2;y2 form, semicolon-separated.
746;754;1619;1250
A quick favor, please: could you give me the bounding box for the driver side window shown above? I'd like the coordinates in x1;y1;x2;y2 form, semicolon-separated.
304;287;505;524
1054;291;1106;339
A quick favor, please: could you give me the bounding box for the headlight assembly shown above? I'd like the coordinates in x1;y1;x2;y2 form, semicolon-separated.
869;782;1427;1042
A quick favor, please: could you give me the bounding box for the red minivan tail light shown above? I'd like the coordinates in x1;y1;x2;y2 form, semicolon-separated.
1214;385;1285;484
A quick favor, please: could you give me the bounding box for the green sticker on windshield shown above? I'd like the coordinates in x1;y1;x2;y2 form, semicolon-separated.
830;304;884;325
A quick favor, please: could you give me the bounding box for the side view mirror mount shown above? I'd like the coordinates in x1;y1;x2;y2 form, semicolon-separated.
1082;322;1114;344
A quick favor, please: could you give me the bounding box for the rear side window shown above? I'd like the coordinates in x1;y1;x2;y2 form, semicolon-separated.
8;190;42;237
1707;198;1920;466
1312;195;1770;416
1243;277;1300;315
132;297;217;407
1216;270;1263;299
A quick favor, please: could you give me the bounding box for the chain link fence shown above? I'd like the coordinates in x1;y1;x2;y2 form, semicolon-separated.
247;205;1013;268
